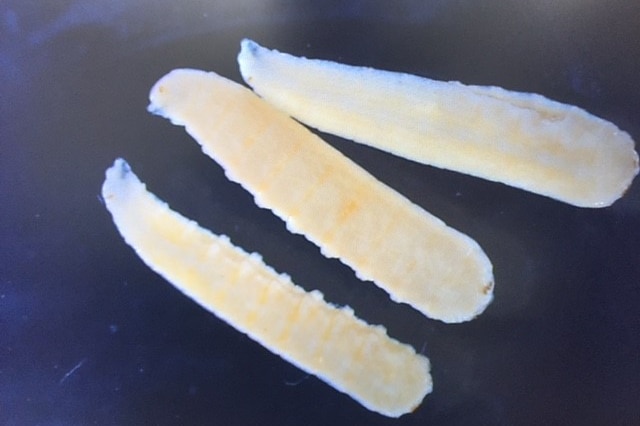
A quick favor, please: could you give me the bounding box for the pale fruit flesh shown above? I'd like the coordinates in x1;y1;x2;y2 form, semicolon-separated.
101;158;432;417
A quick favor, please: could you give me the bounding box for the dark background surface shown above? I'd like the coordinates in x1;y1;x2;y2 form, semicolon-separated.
2;1;639;425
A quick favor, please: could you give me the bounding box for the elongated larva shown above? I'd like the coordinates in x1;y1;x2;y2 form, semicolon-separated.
148;69;494;323
101;158;432;417
237;39;639;208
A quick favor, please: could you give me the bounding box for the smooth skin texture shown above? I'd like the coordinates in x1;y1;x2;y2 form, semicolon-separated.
238;39;639;208
101;158;432;417
148;69;494;323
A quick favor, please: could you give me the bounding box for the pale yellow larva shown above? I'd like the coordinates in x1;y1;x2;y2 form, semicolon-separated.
101;158;432;417
148;69;494;324
237;39;639;208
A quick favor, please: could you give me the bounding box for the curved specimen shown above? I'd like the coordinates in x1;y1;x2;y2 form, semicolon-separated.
102;158;432;417
148;69;494;323
238;39;638;208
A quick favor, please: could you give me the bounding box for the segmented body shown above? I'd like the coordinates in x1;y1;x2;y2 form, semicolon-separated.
102;159;432;417
149;69;494;323
238;39;638;207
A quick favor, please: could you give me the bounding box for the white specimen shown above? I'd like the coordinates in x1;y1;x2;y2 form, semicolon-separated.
238;39;638;208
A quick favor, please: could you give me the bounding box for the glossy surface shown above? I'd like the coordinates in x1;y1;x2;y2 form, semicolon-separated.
2;1;640;425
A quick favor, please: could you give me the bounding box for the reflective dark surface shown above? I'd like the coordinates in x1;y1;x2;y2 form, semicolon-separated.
2;1;639;425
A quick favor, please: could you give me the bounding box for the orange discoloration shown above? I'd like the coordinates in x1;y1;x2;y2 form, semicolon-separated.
148;68;494;324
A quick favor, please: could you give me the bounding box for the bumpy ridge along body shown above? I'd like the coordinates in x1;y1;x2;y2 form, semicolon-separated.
148;69;494;323
101;158;432;417
238;39;639;208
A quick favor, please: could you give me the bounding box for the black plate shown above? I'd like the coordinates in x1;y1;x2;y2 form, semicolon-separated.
2;1;639;425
